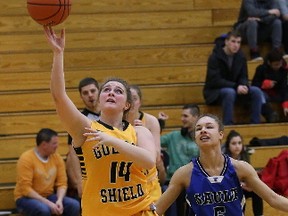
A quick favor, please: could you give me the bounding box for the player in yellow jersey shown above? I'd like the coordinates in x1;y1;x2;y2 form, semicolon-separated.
126;85;166;203
44;26;157;216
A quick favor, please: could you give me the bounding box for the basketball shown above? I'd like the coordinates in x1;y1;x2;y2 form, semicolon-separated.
27;0;72;26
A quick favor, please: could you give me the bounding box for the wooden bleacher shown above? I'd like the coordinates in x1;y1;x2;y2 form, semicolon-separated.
0;63;260;91
0;0;287;215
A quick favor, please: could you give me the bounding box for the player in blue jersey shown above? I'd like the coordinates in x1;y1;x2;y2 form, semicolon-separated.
155;114;288;215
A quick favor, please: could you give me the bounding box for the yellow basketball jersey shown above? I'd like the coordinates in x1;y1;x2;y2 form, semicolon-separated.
78;120;154;216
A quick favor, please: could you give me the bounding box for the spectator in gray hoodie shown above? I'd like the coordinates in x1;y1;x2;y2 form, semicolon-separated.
277;0;288;57
234;0;282;61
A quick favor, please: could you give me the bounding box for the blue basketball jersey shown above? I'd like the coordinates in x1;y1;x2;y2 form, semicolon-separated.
186;154;245;216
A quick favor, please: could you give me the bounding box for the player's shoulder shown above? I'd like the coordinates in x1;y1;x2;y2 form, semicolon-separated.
143;112;159;123
173;162;193;187
230;157;255;178
134;124;150;133
230;157;250;168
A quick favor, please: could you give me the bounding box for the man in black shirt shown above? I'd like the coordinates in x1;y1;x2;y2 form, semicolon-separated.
204;31;267;125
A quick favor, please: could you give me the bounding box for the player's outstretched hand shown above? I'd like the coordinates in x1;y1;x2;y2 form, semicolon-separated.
44;25;65;53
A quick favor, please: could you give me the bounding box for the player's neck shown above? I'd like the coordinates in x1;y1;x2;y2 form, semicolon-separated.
199;151;224;175
99;114;124;130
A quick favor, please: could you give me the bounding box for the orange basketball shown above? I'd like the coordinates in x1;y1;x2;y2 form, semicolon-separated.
27;0;72;26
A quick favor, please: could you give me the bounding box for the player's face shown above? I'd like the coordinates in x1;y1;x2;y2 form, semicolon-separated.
225;36;241;54
80;84;99;111
228;136;243;159
194;116;223;147
130;88;141;112
99;81;129;113
181;109;197;129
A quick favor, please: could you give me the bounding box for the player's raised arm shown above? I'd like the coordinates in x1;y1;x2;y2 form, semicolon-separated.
44;26;90;146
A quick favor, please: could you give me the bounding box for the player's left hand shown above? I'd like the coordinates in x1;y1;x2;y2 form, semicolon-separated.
83;127;117;149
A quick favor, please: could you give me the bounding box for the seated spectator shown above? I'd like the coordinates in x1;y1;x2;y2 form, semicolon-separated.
223;130;263;216
204;31;272;125
277;0;288;57
234;0;282;61
252;49;288;120
14;128;80;216
160;104;200;216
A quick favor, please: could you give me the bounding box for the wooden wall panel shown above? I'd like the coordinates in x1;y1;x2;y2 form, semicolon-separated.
0;106;286;136
250;146;287;169
0;162;17;184
0;27;230;52
0;62;260;91
0;84;202;113
194;0;241;9
0;135;68;159
213;9;239;26
0;11;212;33
0;0;195;16
0;186;15;210
0;45;213;73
